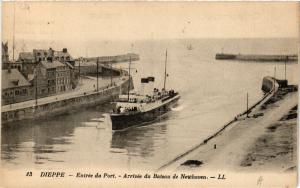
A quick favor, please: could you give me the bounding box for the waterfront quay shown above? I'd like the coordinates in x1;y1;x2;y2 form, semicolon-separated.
2;76;133;124
158;77;298;172
1;44;135;124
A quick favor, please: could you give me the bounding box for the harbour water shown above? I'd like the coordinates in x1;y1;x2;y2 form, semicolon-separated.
1;38;298;171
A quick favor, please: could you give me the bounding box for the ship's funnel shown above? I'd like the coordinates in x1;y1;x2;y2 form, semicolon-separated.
140;78;149;96
147;76;155;96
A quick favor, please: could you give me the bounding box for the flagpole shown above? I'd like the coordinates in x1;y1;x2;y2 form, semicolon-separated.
163;50;168;90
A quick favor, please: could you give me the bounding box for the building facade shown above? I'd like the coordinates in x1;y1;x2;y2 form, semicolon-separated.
33;48;74;65
2;69;32;105
53;61;72;93
2;42;9;64
2;50;75;105
33;60;72;97
17;52;36;76
17;47;75;76
29;60;72;100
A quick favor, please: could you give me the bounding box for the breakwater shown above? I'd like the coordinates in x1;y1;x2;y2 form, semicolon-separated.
80;53;140;64
2;77;133;125
157;77;280;171
215;53;297;62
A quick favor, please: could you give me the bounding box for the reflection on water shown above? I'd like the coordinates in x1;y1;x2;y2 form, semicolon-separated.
111;121;168;158
1;104;112;168
2;115;77;165
1;38;298;170
1;102;174;170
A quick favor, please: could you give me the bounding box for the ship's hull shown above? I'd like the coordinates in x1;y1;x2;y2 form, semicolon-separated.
110;95;180;131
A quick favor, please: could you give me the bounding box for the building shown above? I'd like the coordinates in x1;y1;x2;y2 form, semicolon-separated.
2;44;22;71
2;69;32;105
18;47;75;76
33;60;72;97
46;60;72;93
2;42;9;64
33;48;75;65
17;52;35;75
54;48;75;65
2;61;23;71
30;62;48;98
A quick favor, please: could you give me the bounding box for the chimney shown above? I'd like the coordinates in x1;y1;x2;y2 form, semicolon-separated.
140;78;149;96
62;48;67;53
147;76;155;95
49;47;54;56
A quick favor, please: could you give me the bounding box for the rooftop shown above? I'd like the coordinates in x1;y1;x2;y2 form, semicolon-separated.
19;48;74;62
2;69;31;90
40;60;66;69
54;51;72;57
19;52;35;61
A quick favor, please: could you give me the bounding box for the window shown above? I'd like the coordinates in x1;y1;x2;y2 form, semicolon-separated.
15;90;19;95
22;89;27;95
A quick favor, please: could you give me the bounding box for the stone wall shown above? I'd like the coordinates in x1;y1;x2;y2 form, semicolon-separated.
2;77;133;125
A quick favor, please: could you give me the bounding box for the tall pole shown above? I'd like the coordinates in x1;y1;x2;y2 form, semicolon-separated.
96;58;99;91
273;66;276;94
285;56;287;80
163;50;168;90
246;92;249;118
110;61;113;86
12;2;16;61
35;68;38;106
127;56;131;101
79;57;81;84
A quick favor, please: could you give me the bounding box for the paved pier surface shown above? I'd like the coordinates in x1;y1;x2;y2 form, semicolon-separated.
159;91;297;172
2;76;126;112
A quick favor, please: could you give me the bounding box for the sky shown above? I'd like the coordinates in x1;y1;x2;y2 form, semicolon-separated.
1;2;299;57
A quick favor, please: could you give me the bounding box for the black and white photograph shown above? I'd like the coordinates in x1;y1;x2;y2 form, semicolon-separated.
0;2;298;187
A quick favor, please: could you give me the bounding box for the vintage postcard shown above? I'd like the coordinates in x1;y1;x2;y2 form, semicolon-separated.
0;1;298;187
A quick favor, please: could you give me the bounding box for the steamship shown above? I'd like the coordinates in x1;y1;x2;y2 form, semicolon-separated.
110;51;180;131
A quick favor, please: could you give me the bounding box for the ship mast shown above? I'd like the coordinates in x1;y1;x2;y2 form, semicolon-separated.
127;56;132;101
96;58;99;91
163;50;168;90
12;2;16;61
